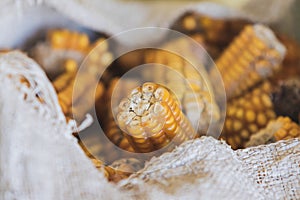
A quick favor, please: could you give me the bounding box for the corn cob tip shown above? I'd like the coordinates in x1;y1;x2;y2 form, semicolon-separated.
116;82;196;152
253;24;286;58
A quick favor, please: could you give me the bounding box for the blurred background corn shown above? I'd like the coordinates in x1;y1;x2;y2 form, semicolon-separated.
216;24;286;100
172;13;251;59
52;59;104;121
85;38;114;84
221;81;276;149
30;29;113;81
143;39;220;135
100;78;136;153
246;116;300;147
47;29;90;53
116;82;196;153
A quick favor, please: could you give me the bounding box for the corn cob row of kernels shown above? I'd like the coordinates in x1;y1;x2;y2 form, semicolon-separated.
216;24;286;100
47;29;90;53
222;81;276;149
245;116;300;147
117;82;196;153
52;59;104;121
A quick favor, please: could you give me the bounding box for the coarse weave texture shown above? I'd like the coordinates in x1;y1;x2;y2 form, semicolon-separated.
1;52;300;200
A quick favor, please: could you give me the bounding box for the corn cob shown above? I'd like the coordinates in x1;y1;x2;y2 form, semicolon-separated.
222;81;276;149
53;59;104;121
215;24;286;100
245;117;300;147
142;41;220;135
47;29;90;53
116;82;196;153
30;29;92;80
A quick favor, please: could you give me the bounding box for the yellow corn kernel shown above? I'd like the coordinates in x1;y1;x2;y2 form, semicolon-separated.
182;15;197;31
215;24;286;100
116;82;196;153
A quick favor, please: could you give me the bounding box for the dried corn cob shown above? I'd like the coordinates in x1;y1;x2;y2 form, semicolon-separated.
222;81;276;149
142;41;220;135
47;29;90;53
53;59;104;121
117;82;196;153
245;117;300;147
215;24;286;100
30;29;92;80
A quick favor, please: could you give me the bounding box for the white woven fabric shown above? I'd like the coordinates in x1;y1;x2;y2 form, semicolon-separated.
0;52;300;199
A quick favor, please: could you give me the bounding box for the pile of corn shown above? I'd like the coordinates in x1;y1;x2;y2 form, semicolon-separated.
17;13;300;182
